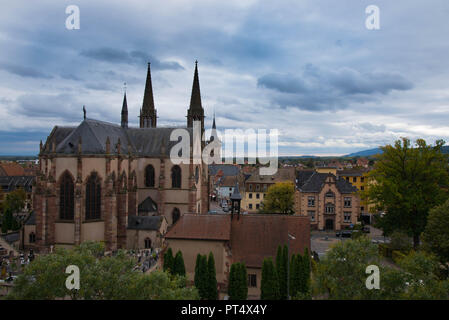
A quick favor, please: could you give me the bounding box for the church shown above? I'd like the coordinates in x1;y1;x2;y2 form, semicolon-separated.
31;62;210;252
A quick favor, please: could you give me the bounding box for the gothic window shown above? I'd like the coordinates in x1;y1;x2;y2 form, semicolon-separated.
29;232;36;243
59;172;74;220
85;172;101;220
144;237;152;249
145;165;155;187
171;165;181;188
172;208;181;224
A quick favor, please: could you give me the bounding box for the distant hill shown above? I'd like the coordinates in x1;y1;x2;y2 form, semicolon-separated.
346;146;449;157
345;148;382;157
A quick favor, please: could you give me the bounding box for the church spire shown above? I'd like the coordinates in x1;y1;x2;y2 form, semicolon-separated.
140;63;157;128
121;90;128;128
187;60;204;130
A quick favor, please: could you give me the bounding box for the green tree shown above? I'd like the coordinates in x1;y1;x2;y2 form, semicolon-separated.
163;248;174;273
173;251;186;277
422;199;449;274
314;236;381;299
194;253;201;289
261;258;280;300
207;252;218;300
300;248;311;295
7;241;199;300
228;262;247;300
289;254;300;297
197;254;209;299
275;245;287;299
238;262;248;300
364;138;449;248
261;182;295;214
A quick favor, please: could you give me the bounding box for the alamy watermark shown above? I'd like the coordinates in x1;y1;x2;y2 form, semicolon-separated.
170;121;279;175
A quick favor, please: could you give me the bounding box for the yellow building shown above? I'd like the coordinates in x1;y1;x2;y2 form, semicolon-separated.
336;169;370;215
242;167;295;213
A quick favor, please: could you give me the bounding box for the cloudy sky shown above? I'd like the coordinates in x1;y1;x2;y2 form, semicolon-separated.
0;0;449;156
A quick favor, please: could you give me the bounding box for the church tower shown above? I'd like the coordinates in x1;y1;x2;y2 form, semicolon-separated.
140;63;157;128
121;92;128;128
187;61;205;133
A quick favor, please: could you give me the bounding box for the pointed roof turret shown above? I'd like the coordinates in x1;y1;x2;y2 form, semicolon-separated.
121;92;128;128
189;60;203;111
142;63;155;113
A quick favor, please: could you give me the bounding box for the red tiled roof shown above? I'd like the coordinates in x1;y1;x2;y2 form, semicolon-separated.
165;214;231;241
230;214;310;268
0;163;25;176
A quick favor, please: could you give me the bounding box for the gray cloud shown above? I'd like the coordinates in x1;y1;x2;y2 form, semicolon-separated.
257;65;413;111
80;48;184;70
0;62;52;79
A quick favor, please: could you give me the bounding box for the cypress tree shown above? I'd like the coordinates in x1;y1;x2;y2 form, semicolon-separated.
228;263;238;299
261;258;280;300
163;248;174;273
239;263;248;300
302;248;311;294
173;251;186;276
194;253;201;289
207;252;218;300
289;254;299;297
198;255;209;299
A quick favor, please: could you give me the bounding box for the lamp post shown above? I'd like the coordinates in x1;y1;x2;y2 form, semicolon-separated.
287;233;296;300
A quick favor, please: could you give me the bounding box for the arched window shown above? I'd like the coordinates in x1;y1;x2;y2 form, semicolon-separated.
171;165;181;188
86;172;101;220
145;165;155;187
195;166;199;184
59;172;74;220
144;237;152;249
29;232;36;243
172;208;180;224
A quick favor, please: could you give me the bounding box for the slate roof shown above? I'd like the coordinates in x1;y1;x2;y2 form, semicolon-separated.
337;169;367;177
4;232;20;244
127;215;165;231
0;176;34;192
230;183;242;200
218;175;237;187
42;118;193;157
209;164;240;176
138;196;158;214
25;211;36;225
296;171;357;194
165;214;231;241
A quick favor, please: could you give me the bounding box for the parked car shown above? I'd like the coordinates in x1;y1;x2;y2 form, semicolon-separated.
223;207;229;212
208;210;218;215
336;230;353;238
362;226;370;233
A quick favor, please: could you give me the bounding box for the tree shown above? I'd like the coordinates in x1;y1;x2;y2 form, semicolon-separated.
289;254;300;297
300;248;311;295
197;255;209;299
364;138;449;248
238;262;248;300
7;241;199;300
228;262;247;300
261;258;280;300
314;236;381;299
194;253;201;289
275;245;287;299
163;248;174;273
173;251;186;277
261;182;295;214
207;252;218;300
422;199;449;274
